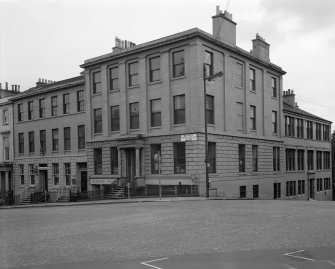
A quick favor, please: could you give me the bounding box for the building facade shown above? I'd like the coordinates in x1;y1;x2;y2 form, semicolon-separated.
12;77;87;202
282;90;332;200
80;8;287;199
0;83;20;203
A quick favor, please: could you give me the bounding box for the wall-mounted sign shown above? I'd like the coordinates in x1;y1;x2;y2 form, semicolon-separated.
181;134;197;142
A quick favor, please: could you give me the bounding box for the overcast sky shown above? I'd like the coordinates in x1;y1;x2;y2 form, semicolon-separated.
1;0;335;126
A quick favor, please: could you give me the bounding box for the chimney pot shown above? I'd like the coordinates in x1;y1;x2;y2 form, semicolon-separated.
18;85;20;92
6;82;8;90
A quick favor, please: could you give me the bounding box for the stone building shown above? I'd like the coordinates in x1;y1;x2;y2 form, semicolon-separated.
0;83;20;203
282;90;332;200
11;77;87;202
80;7;287;198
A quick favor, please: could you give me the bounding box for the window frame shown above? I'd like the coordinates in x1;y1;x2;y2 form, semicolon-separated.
149;56;161;82
273;147;280;171
238;144;245;172
53;163;59;186
94;108;102;134
128;62;139;87
129;102;139;130
297;149;305;171
64;127;71;151
173;95;185;125
64;163;71;186
252;145;258;172
208;142;216;174
173;142;186;174
52;128;59;151
40;130;46;154
77;90;85;112
77;125;85;150
150;99;161;127
272;111;278;134
110;105;120;132
206;95;214;125
172;50;185;78
39;98;45;118
109;66;119;91
19;164;25;185
3;109;9;125
110;147;118;175
27;131;33;153
51;96;58;116
18;103;23;122
94;148;102;175
151;144;161;174
28;101;34;120
271;77;277;98
18;133;24;153
63;93;70;114
249;68;256;91
250;105;256;131
93;71;102;94
204;51;213;77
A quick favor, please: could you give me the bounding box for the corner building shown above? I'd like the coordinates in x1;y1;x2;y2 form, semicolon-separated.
81;8;287;198
12;77;87;202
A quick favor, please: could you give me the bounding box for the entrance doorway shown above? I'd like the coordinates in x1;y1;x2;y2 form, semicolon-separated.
309;178;315;200
81;171;87;192
39;171;48;192
126;149;136;181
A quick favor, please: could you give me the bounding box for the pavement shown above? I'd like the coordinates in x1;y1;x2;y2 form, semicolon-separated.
0;196;205;210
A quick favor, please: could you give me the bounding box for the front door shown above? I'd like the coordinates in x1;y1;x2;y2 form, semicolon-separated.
309;178;315;200
126;149;136;181
39;171;48;192
81;171;87;192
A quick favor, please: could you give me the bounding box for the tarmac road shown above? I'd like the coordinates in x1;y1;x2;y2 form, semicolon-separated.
1;199;335;268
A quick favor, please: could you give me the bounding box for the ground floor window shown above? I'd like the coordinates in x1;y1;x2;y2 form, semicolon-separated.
286;181;296;197
151;144;161;174
19;164;25;185
94;148;102;175
110;147;118;175
64;163;71;186
317;178;323;192
174;142;186;174
274;182;281;199
298;180;305;195
253;185;259;198
29;164;36;185
240;186;246;198
208;142;216;174
53;163;59;185
324;178;331;190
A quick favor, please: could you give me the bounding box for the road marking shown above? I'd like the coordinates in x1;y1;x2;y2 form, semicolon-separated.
284;250;315;262
283;263;297;269
141;257;168;269
318;260;335;266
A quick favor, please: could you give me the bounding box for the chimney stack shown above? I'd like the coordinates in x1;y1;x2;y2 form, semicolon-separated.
283;89;296;107
6;82;8;90
212;6;237;46
251;33;270;62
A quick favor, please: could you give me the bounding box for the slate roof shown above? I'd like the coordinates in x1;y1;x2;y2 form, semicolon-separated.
10;75;84;101
283;101;331;123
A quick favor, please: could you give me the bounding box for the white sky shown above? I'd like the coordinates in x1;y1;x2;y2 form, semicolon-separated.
1;0;335;126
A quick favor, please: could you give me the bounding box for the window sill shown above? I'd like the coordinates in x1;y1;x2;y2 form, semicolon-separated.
128;85;140;90
271;96;278;100
148;80;162;85
249;90;256;94
129;128;140;132
150;126;162;130
171;76;186;81
92;92;102;96
110;130;120;134
173;123;186;127
109;88;120;93
52;150;59;154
